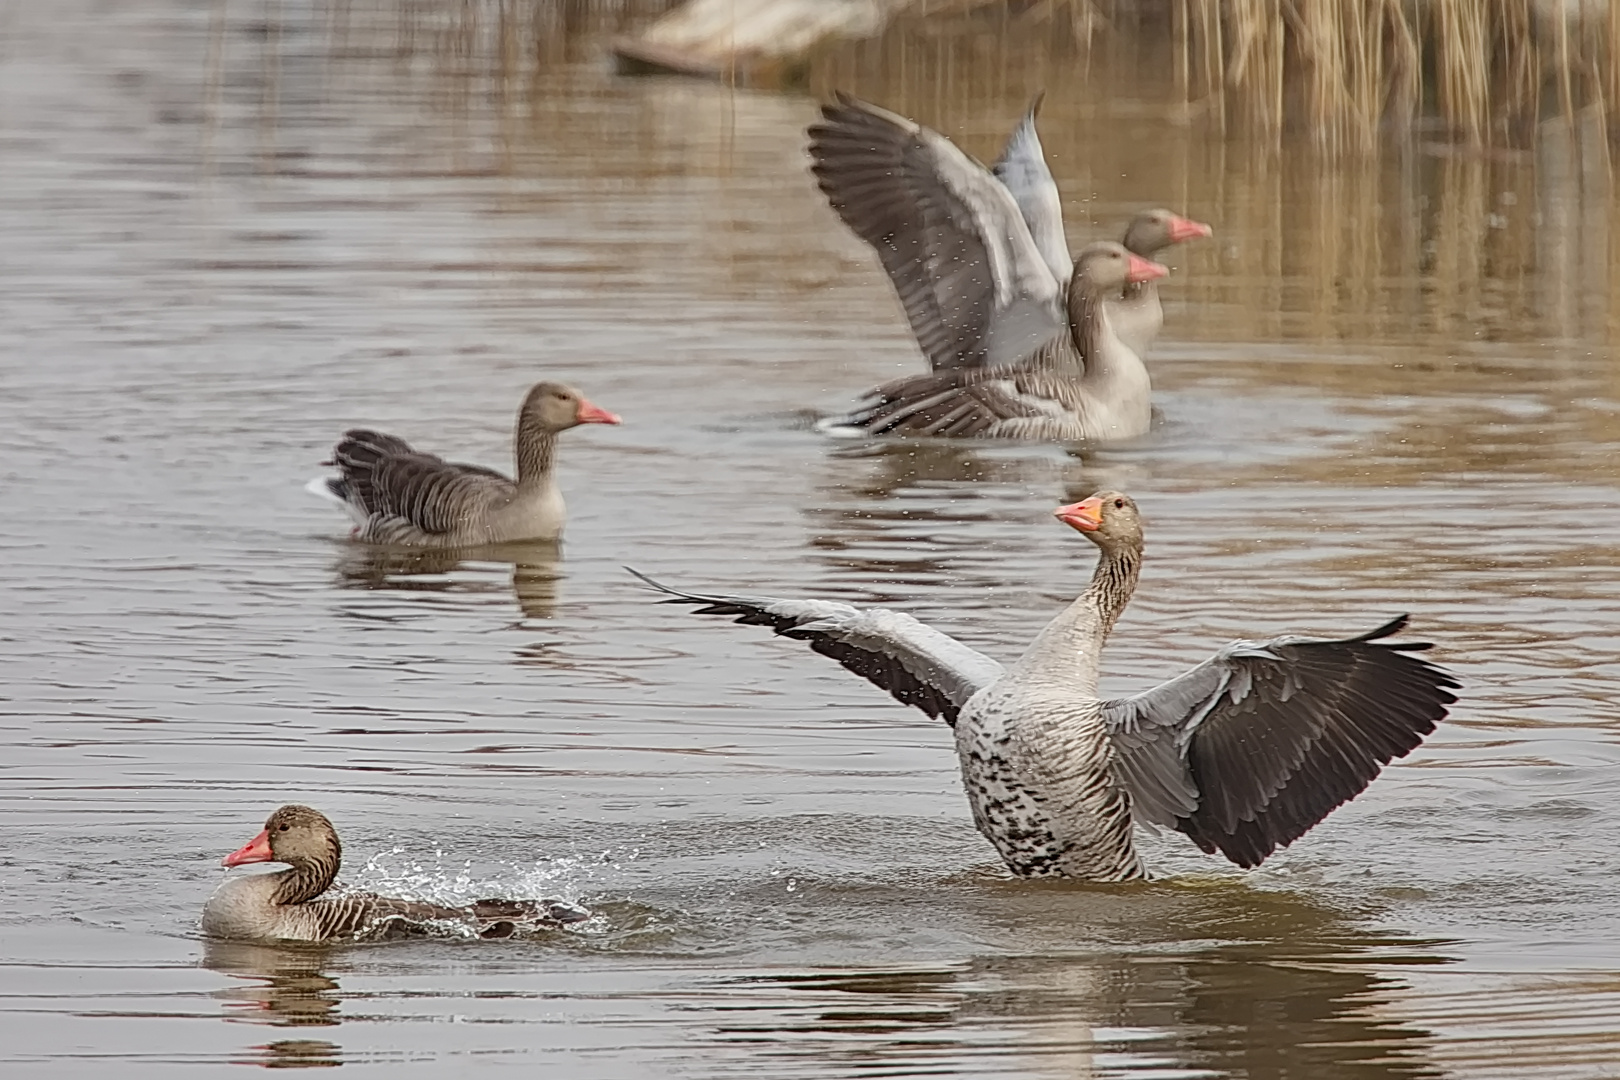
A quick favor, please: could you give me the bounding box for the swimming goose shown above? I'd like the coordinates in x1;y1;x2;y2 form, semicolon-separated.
201;805;590;941
633;492;1458;879
1109;208;1213;358
825;241;1166;441
808;93;1210;372
307;381;620;547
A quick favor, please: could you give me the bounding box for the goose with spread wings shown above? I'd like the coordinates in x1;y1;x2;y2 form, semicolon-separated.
807;93;1211;372
822;241;1167;441
634;493;1457;879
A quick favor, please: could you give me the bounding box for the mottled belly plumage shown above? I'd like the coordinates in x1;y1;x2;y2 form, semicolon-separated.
955;697;1146;882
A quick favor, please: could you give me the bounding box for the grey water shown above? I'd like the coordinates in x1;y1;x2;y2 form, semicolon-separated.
3;2;1620;1076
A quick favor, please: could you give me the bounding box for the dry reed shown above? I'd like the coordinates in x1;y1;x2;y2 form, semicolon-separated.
1173;0;1619;150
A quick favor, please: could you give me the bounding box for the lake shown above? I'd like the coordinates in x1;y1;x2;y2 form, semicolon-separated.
2;2;1619;1076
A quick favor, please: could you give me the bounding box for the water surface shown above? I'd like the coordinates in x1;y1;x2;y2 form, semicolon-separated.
3;3;1619;1076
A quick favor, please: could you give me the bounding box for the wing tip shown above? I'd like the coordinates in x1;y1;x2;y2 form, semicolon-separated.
1359;614;1412;642
624;566;689;600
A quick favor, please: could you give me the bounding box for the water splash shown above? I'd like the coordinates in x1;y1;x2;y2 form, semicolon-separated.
343;844;639;937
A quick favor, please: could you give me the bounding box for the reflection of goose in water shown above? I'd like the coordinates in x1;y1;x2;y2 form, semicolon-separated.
701;885;1448;1080
203;940;344;1068
204;940;343;1027
331;541;564;620
639;491;1457;879
202;805;589;942
307;381;620;546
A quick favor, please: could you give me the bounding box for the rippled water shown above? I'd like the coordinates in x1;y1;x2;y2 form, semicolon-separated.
3;2;1620;1076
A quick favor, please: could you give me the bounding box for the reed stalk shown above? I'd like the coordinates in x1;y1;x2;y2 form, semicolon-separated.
1167;0;1619;150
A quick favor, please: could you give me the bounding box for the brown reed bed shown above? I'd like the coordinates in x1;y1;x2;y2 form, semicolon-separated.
326;1;1620;150
1178;0;1618;150
1034;0;1618;151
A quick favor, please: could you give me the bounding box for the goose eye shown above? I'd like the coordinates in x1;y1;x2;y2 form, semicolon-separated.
1113;498;1125;509
278;824;290;832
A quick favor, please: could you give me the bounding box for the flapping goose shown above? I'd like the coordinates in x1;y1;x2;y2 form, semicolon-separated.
307;381;620;546
634;493;1458;880
807;93;1210;371
824;241;1167;441
201;805;590;941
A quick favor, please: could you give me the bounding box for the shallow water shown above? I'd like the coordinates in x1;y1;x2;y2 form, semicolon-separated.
3;2;1620;1076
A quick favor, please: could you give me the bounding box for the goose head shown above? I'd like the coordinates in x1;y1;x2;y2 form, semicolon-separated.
223;804;342;873
1054;490;1144;554
520;381;621;434
1070;242;1167;302
1122;209;1213;258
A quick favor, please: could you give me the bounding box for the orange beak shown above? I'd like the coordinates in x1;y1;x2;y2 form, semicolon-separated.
574;398;621;426
1126;254;1169;285
1167;214;1213;244
222;828;274;868
1053;496;1104;532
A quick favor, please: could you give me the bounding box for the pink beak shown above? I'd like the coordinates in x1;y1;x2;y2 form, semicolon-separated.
222;828;274;868
1167;214;1213;244
1126;254;1170;285
1053;496;1105;532
574;398;621;426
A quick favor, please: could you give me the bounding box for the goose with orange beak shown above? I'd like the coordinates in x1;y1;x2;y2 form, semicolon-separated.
821;243;1172;442
636;492;1458;880
810;94;1213;371
306;380;620;546
203;805;589;942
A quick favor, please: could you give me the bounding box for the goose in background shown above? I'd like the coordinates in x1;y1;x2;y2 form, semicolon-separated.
307;381;620;546
633;492;1457;880
808;93;1210;373
821;241;1167;441
201;805;590;941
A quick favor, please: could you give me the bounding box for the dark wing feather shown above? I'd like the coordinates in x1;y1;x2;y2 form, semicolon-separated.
329;428;515;538
808;94;1062;372
836;351;1081;438
309;893;589;940
1102;616;1459;868
631;568;1003;725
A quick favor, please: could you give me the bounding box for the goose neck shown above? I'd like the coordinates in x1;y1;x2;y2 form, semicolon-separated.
1016;540;1141;688
269;853;339;907
514;424;558;489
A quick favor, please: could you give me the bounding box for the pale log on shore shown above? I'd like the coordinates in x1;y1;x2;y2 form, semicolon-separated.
612;0;925;86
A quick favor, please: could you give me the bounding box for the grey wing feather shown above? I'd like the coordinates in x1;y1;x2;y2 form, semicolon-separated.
990;92;1073;285
808;94;1063;372
631;568;1003;725
1101;616;1459;867
835;353;1081;439
329;428;515;540
310;894;588;940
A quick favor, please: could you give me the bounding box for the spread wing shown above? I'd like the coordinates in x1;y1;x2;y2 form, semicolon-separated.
808;93;1064;372
326;428;515;540
1101;615;1459;868
631;569;1003;725
990;92;1073;285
